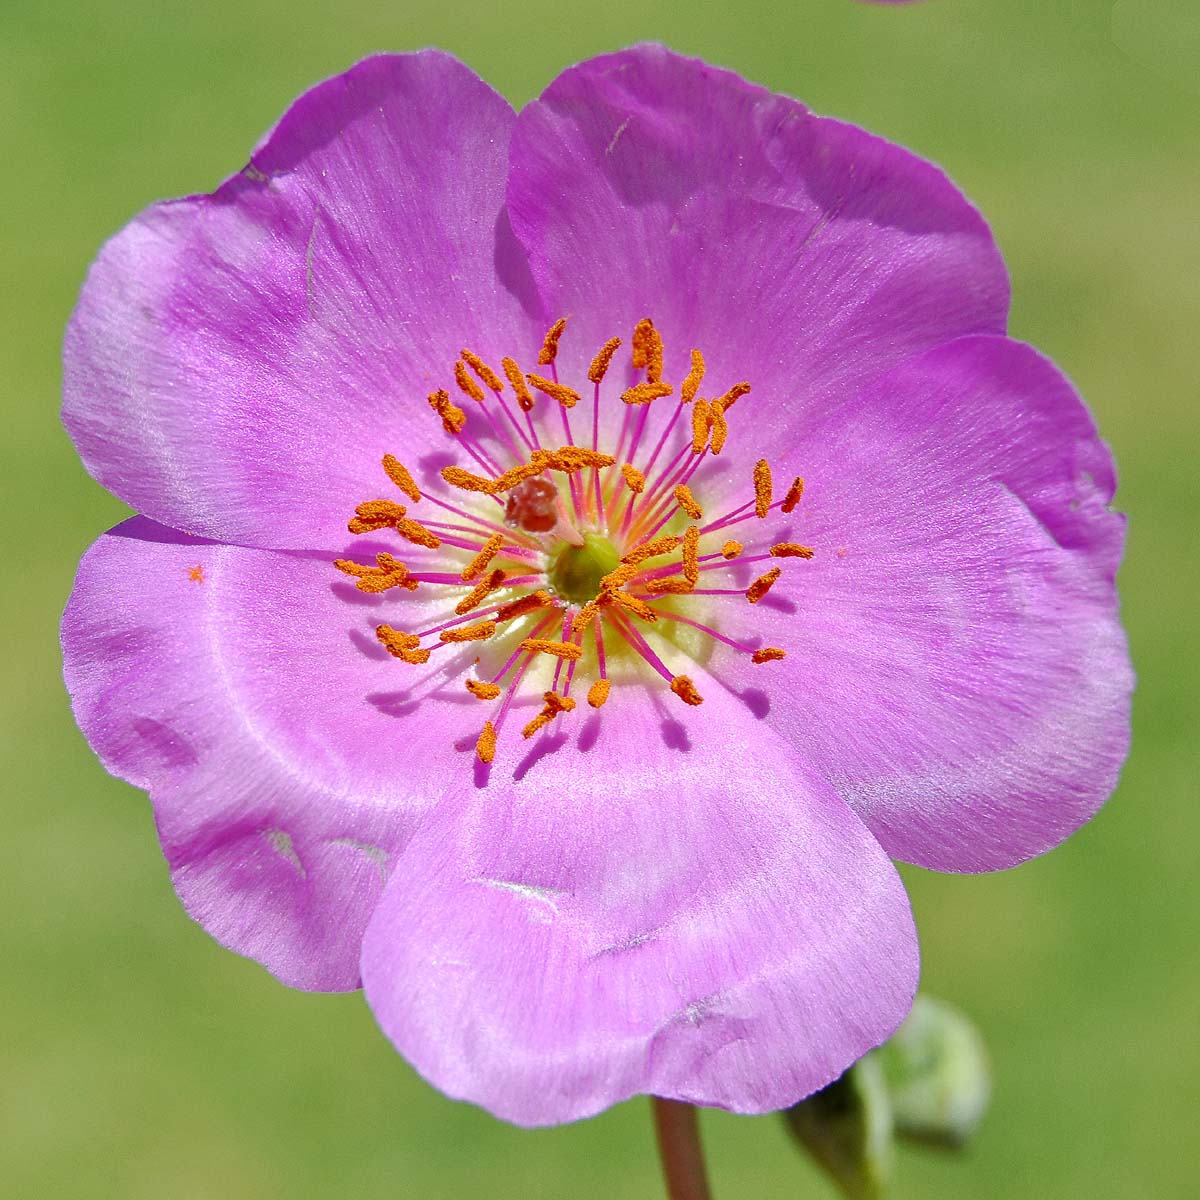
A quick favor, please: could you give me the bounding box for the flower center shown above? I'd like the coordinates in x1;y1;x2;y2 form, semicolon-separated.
548;534;620;606
335;316;813;767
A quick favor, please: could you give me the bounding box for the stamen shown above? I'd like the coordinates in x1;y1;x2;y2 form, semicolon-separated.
496;590;555;622
631;318;663;382
521;637;584;660
347;499;407;535
538;318;568;366
715;382;751;411
621;464;646;494
754;459;773;518
382;454;421;502
587;678;611;708
674;485;703;520
781;476;805;513
682;524;700;584
770;542;815;559
440;620;497;644
746;567;782;604
721;540;743;559
621;382;673;406
333;552;419;593
588;337;622;383
428;389;466;435
691;399;711;454
752;648;787;664
376;625;430;665
466;678;502;700
598;562;640;591
522;690;577;739
571;600;600;637
708;404;728;455
622;534;681;565
643;578;694;595
681;350;705;404
462;533;505;581
476;720;497;765
461;349;504;394
669;675;704;706
546;446;616;472
527;374;581;409
607;589;657;622
454;359;486;404
394;514;442;550
454;568;507;615
501;357;535;411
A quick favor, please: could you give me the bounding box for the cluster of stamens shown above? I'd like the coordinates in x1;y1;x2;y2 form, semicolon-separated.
334;317;813;766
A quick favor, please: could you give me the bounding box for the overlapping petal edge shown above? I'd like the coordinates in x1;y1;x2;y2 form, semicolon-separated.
61;46;1131;1126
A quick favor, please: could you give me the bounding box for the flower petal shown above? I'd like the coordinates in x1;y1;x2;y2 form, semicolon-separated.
507;44;1008;418
715;335;1132;871
63;52;540;550
361;679;918;1127
60;517;470;989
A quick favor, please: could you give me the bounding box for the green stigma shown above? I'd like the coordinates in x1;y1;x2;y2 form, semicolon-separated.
548;533;621;605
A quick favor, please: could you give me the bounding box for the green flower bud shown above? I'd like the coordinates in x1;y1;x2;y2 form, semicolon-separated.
781;1054;893;1200
876;994;991;1149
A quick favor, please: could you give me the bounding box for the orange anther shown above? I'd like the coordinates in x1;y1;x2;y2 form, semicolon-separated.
781;476;805;514
621;463;646;494
681;349;706;404
644;577;694;595
501;357;535;411
715;382;750;412
382;454;421;502
674;484;703;520
631;317;663;382
454;568;506;615
621;381;673;406
682;524;700;584
622;534;681;565
527;373;580;409
691;398;711;454
428;388;466;434
587;678;611;708
753;459;773;518
395;515;441;550
521;637;584;660
770;542;815;559
708;404;728;455
440;620;497;643
599;562;640;591
462;533;505;582
746;567;781;604
607;590;657;622
546;445;616;472
441;465;499;495
571;601;600;637
721;540;743;560
752;647;786;664
670;675;704;706
454;359;486;404
347;499;407;535
466;678;502;699
496;590;555;622
538;318;568;366
588;337;622;384
476;721;497;764
461;349;504;393
376;625;430;665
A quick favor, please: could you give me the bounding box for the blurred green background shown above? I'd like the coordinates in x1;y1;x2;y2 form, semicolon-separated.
3;0;1197;1196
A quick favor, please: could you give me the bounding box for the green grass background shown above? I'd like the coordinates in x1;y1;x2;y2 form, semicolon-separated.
3;0;1197;1196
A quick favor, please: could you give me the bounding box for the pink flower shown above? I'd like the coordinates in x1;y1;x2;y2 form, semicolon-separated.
62;47;1131;1127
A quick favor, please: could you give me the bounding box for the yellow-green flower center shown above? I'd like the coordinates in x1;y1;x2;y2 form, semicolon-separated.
548;532;621;605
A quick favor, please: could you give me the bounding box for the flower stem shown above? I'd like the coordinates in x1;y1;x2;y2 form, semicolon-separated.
651;1098;713;1200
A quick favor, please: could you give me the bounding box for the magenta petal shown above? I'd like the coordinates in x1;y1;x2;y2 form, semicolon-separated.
60;517;461;989
507;45;1008;409
360;679;918;1127
722;335;1132;871
63;52;539;550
